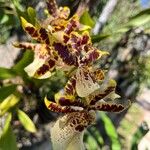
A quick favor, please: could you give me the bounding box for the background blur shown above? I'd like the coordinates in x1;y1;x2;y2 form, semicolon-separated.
0;0;150;150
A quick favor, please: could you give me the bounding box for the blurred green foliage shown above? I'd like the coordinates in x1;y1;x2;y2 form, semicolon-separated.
0;113;18;150
0;0;20;43
131;121;149;150
84;112;121;150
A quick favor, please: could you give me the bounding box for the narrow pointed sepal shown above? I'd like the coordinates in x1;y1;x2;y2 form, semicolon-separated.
44;97;83;113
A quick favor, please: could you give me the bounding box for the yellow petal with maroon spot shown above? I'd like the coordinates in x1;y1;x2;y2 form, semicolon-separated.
24;44;51;78
80;48;109;65
34;58;55;79
64;15;79;35
20;17;51;45
55;87;86;108
21;17;39;39
24;56;47;78
13;42;36;50
13;42;52;78
44;97;81;113
55;90;75;105
65;76;76;96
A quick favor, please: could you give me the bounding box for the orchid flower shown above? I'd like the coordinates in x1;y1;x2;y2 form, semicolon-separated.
14;0;130;150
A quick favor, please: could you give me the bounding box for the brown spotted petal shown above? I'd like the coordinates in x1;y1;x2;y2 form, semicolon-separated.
80;31;91;46
65;76;76;96
54;76;86;108
55;89;86;108
13;42;50;57
50;111;96;150
66;31;90;55
23;44;52;78
21;17;51;45
103;92;120;102
80;48;109;65
53;42;78;66
13;42;37;50
88;79;117;105
44;97;83;113
38;27;51;45
24;56;49;78
55;60;74;72
75;67;100;98
64;15;78;35
21;17;39;40
88;101;125;113
66;32;82;56
13;42;53;78
34;58;56;79
55;89;75;105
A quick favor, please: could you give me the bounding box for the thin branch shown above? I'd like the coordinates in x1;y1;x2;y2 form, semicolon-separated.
93;0;118;35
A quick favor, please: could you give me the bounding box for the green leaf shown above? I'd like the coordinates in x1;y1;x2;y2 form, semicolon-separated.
131;121;149;150
0;94;20;116
27;7;36;25
0;67;17;80
0;14;9;24
98;112;121;150
89;127;104;147
85;131;99;150
0;85;17;102
80;11;95;28
11;0;25;15
13;50;34;76
125;8;150;27
1;113;12;134
17;109;37;133
0;113;18;150
91;34;111;43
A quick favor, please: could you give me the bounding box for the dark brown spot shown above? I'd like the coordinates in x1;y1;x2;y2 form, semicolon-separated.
25;27;35;35
72;120;76;125
75;125;85;132
32;31;38;37
59;98;71;106
37;64;49;75
48;59;55;68
70;123;74;127
81;35;89;45
65;19;77;35
84;45;89;52
39;28;48;41
45;38;50;45
76;119;80;124
63;35;69;43
53;42;77;66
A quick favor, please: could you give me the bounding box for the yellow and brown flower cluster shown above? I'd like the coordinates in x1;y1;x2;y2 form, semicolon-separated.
14;0;129;116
